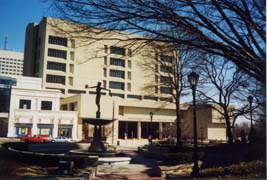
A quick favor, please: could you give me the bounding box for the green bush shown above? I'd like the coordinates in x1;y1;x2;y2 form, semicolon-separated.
138;146;204;164
200;160;266;179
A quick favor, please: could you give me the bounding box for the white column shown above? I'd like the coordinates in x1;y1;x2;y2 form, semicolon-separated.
7;93;16;137
159;122;163;139
32;114;38;135
137;121;141;139
72;116;78;140
53;116;59;138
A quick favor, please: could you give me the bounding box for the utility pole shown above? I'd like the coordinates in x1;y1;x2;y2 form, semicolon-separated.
4;36;8;50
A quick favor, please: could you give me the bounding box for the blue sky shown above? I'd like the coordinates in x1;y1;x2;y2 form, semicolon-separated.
0;0;52;52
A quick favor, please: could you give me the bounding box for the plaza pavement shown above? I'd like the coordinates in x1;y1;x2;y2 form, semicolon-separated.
0;138;193;179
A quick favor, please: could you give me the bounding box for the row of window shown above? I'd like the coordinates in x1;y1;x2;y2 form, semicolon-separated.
0;65;23;69
47;61;66;72
48;35;75;48
110;57;125;67
0;67;23;71
48;36;68;47
0;58;23;61
48;48;67;59
19;99;53;110
0;72;22;75
0;61;23;65
109;69;125;78
46;74;65;85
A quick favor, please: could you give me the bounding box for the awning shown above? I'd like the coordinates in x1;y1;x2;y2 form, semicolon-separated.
37;124;54;128
82;118;113;125
15;123;32;128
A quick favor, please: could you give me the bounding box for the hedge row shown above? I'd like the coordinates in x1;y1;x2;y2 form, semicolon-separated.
199;160;266;179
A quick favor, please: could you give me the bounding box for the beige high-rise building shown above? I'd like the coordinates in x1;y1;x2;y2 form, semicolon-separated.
0;50;24;76
23;17;227;146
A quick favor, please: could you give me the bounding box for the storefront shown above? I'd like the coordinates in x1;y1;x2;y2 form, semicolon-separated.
15;123;32;137
37;124;53;136
58;124;73;138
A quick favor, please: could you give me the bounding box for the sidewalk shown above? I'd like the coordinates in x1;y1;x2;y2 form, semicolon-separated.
94;150;162;180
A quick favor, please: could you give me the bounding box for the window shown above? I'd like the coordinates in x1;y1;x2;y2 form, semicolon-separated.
160;97;173;102
68;89;86;94
160;87;172;94
119;106;124;115
127;94;141;100
104;57;107;65
160;55;173;63
110;58;125;67
41;101;52;110
112;93;125;98
70;52;74;60
69;64;74;73
103;80;107;88
48;48;67;59
110;70;125;78
110;46;125;55
47;61;66;72
104;68;107;77
128;60;132;68
19;99;31;109
70;102;78;111
127;72;132;80
46;74;65;85
61;104;68;110
70;39;75;48
160;76;172;84
144;96;158;101
69;77;73;86
127;83;131;91
109;81;124;90
160;65;173;73
48;36;67;47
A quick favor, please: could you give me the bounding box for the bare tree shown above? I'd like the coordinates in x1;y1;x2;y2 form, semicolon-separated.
137;41;199;146
50;0;266;84
194;56;255;144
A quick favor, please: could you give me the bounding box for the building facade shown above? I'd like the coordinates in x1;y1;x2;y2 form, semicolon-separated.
0;50;24;76
6;75;78;140
0;76;16;136
23;17;227;146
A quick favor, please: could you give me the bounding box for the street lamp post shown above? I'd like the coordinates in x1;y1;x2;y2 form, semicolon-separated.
247;95;254;143
149;112;154;144
188;71;199;177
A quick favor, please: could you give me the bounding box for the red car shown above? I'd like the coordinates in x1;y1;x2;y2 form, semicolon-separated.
20;135;50;143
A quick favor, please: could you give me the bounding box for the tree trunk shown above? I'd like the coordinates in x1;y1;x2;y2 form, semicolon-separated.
224;110;233;144
175;95;182;146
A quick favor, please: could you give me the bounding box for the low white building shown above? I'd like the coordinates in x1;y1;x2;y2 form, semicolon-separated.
6;76;78;140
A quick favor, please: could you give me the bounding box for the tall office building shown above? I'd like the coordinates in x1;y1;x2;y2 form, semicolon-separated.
23;17;227;145
0;50;24;76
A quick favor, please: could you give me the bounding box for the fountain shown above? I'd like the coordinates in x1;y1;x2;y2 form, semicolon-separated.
70;82;131;164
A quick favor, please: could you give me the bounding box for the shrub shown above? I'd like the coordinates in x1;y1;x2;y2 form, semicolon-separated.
200;160;266;179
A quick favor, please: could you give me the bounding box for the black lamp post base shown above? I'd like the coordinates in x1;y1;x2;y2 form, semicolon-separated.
191;165;200;177
88;140;106;152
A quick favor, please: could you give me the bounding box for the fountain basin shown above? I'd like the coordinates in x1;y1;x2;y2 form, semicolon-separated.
83;117;113;125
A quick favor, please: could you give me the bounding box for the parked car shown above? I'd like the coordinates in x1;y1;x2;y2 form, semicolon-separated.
50;136;73;143
20;135;50;143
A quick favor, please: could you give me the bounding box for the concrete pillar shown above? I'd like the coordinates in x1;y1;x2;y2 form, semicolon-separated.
32;117;38;135
53;117;59;138
137;121;141;139
72;116;78;140
125;122;128;139
159;122;163;140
